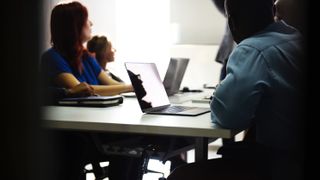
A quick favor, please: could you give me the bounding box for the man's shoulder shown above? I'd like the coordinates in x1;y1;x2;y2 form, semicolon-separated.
239;33;277;51
239;22;302;52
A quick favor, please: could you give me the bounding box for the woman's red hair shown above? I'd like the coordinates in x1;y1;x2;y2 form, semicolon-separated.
50;1;88;73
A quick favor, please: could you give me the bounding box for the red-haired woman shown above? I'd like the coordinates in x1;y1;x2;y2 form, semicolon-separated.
41;1;132;96
41;2;141;180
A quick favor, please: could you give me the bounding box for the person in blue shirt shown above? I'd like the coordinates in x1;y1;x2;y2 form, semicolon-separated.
41;2;133;96
168;0;305;179
41;2;140;180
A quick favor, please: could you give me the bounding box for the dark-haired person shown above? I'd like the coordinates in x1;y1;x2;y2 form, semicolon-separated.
87;35;123;83
167;0;304;179
41;2;133;97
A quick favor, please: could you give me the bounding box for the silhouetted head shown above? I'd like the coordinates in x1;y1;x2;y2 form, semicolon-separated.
127;70;146;99
87;35;116;69
225;0;275;43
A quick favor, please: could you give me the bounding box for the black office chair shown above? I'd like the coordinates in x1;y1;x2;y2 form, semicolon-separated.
83;162;109;180
85;134;167;180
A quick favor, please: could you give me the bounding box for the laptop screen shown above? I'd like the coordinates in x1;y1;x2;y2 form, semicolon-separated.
125;62;170;111
163;58;189;96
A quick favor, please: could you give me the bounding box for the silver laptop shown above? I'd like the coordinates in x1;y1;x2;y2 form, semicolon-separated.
123;58;189;97
163;58;189;96
125;62;210;116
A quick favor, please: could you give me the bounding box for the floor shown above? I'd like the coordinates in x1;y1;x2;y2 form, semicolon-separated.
85;132;244;180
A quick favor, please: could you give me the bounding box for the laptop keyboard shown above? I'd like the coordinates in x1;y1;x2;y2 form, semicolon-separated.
157;106;194;113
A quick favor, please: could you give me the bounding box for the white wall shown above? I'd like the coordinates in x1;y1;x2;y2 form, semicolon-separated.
170;45;222;89
42;0;226;48
41;0;55;52
114;0;171;77
41;0;224;86
80;0;116;42
170;0;226;45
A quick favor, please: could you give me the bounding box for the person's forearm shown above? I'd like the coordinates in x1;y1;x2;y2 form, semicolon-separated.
106;77;123;85
92;84;132;96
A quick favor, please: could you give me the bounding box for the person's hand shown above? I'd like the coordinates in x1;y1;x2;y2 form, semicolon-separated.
123;84;134;92
66;82;95;97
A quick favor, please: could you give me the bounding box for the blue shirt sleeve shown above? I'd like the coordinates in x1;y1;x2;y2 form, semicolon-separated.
210;45;271;130
41;49;102;85
41;48;73;80
86;55;102;78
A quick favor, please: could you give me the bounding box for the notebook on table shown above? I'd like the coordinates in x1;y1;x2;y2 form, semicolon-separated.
124;62;210;116
58;95;123;107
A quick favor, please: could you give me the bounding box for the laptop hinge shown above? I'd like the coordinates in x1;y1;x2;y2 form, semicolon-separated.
144;105;170;113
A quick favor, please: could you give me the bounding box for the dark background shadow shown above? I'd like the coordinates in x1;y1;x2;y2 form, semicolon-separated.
1;0;309;179
2;0;55;179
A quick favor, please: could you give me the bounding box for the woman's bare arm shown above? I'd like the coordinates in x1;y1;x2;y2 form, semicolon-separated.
55;72;133;96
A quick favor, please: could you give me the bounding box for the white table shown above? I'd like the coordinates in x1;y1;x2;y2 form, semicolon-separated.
42;98;237;161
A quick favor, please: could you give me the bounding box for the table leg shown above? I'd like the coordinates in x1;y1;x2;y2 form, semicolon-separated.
195;137;208;162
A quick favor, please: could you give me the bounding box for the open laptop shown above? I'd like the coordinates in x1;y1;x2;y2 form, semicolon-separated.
125;62;210;116
123;58;189;97
163;58;189;96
